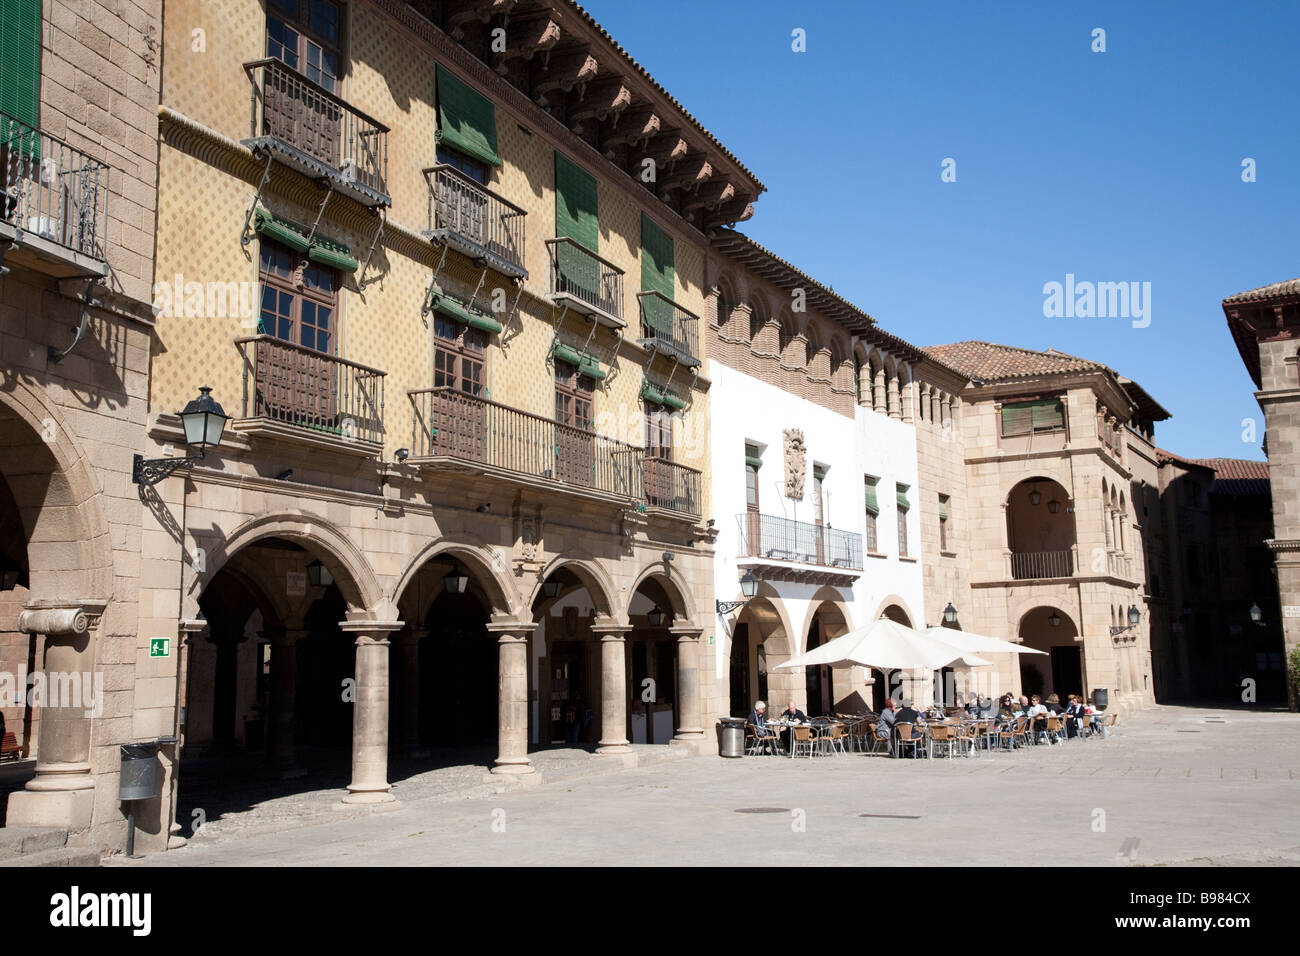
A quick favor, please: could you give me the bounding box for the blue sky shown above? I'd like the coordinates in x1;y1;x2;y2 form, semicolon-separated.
580;0;1298;459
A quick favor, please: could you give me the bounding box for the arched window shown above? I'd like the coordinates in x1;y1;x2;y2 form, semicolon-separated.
749;296;768;342
716;279;736;330
777;315;796;356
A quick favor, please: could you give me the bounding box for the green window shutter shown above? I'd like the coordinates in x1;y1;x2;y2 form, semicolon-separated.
745;443;762;469
0;0;42;132
938;498;949;520
578;353;606;380
554;151;599;302
1001;402;1033;437
1030;398;1065;429
431;289;502;334
863;479;878;514
639;381;665;405
813;465;827;481
254;209;311;253
308;239;359;274
640;213;675;335
435;65;501;167
660;388;686;411
551;341;581;366
896;486;910;510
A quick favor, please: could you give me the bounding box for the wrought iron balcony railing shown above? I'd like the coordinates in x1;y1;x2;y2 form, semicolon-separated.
244;58;389;207
637;290;700;366
423;164;526;278
736;512;864;571
409;387;645;501
236;335;386;445
545;236;624;327
0;112;108;267
1009;549;1074;580
644;456;702;516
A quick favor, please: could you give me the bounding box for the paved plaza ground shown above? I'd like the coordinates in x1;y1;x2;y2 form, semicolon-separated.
112;704;1300;867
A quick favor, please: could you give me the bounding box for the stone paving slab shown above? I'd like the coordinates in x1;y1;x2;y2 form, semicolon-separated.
110;705;1300;867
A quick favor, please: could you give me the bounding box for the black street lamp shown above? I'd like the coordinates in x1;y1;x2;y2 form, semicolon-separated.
540;578;562;600
1249;602;1264;626
1110;604;1142;636
443;560;469;595
646;606;666;628
1048;610;1062;628
306;560;333;588
942;602;958;625
132;387;230;486
716;570;758;615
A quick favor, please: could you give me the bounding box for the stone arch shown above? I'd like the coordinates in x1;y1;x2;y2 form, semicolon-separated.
776;310;799;359
714;272;740;331
0;379;114;602
1000;467;1072;506
391;538;517;620
871;594;917;626
748;287;772;341
623;561;694;625
190;511;386;619
796;585;855;647
529;556;617;620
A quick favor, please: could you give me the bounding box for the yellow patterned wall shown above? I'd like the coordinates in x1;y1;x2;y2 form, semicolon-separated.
154;0;710;494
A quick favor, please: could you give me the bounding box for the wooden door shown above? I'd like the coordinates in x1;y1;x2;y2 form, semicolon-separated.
554;360;595;485
432;317;486;460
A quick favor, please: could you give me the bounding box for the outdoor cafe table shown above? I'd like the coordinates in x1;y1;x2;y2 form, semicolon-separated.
767;719;843;758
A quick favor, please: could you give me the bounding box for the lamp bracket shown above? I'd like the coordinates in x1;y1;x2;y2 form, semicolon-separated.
132;453;201;487
715;599;747;615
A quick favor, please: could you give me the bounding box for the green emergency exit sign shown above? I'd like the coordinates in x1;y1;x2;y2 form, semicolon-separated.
150;638;171;658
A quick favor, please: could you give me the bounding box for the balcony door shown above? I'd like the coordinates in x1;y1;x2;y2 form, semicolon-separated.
435;146;490;247
643;401;672;509
813;469;826;565
257;241;338;428
744;444;761;557
432;316;487;460
554;359;595;485
265;0;342;170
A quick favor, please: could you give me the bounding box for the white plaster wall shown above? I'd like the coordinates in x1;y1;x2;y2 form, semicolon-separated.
707;361;925;685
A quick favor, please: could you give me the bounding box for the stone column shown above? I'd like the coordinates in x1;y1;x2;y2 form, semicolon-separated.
266;625;307;776
593;625;632;755
339;620;401;805
873;365;886;413
206;619;246;752
902;378;914;423
489;624;535;775
395;626;427;759
670;626;705;743
887;371;901;419
7;601;105;831
919;383;931;423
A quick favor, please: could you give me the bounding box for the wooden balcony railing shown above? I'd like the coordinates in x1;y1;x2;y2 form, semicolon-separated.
244;58;389;206
423;164;526;277
644;456;702;516
736;512;864;570
409;387;644;499
546;237;624;326
637;290;700;365
0;112;107;262
236;335;386;445
1009;549;1074;580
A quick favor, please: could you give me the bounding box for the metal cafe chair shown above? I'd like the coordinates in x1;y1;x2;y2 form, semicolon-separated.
894;723;924;759
790;724;817;758
928;723;958;759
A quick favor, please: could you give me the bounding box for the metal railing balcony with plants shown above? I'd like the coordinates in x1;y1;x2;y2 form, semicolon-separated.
236;335;386;446
637;290;700;366
1009;549;1074;580
244;58;389;207
644;456;702;516
423;164;526;278
545;237;624;327
736;512;864;571
0;112;108;269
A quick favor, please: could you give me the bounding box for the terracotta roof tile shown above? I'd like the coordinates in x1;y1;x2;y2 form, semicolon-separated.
1157;451;1270;497
920;341;1106;382
1222;278;1300;306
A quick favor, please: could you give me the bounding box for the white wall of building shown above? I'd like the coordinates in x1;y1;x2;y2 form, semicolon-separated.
707;360;925;688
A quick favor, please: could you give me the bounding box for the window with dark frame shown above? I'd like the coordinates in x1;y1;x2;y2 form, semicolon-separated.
554;359;595;431
896;483;910;557
864;476;879;553
1000;397;1065;438
258;240;338;352
436;144;489;186
939;494;951;552
267;0;342;91
645;402;673;461
745;443;761;511
434;316;486;395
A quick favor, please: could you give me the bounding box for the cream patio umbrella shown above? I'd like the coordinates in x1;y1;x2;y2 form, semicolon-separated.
773;617;994;672
919;626;1048;657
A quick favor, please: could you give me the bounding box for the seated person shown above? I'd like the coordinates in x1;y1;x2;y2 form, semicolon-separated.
877;698;898;739
748;699;768;730
1045;693;1065;715
895;699;921;726
977;695;996;717
777;700;808;724
997;694;1017;719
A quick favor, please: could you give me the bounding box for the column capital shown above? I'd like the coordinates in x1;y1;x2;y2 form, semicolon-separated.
18;600;108;637
338;620;403;645
486;621;535;642
592;626;632;641
669;625;703;640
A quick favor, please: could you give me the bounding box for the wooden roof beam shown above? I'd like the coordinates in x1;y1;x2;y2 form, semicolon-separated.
533;48;599;108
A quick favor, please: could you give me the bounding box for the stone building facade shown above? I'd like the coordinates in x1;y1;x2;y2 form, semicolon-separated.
1;0;163;846
1224;277;1300;704
922;342;1166;714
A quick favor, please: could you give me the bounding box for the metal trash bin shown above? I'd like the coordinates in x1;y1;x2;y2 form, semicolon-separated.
1092;688;1109;711
718;717;746;758
119;742;160;801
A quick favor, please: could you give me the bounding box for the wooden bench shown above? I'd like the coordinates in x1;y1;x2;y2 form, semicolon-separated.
1;731;25;761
